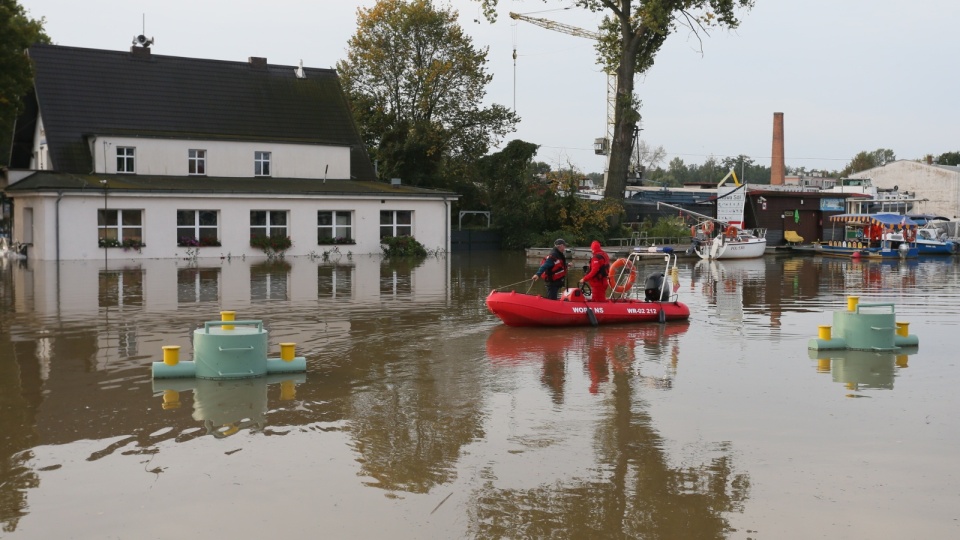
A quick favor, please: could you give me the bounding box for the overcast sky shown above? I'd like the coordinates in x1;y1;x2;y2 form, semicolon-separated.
20;0;960;176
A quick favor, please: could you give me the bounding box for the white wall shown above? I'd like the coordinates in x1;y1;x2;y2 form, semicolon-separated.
89;136;351;179
16;191;453;261
850;161;960;219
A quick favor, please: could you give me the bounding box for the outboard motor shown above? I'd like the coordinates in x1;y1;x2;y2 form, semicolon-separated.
644;272;669;301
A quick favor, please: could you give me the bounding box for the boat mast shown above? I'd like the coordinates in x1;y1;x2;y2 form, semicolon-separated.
656;201;728;226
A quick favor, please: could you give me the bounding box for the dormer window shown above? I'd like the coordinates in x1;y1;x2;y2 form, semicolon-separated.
255;151;271;177
188;149;206;175
117;146;135;173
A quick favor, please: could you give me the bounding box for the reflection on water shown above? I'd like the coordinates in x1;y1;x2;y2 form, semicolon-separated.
1;253;960;537
153;375;305;437
809;348;916;395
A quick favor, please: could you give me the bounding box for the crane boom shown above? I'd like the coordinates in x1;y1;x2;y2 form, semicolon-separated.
508;12;600;40
509;12;615;184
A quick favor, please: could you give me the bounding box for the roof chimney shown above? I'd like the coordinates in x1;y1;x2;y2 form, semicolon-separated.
248;57;267;70
130;45;152;58
770;112;785;185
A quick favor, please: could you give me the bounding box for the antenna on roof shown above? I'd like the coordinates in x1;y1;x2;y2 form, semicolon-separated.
132;14;154;48
295;59;306;79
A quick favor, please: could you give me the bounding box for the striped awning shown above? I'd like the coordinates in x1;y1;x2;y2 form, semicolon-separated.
828;213;918;229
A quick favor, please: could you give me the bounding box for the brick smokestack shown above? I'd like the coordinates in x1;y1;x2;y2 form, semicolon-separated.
770;112;785;185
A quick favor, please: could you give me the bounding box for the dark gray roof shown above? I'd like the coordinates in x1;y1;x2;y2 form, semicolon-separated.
26;44;377;180
4;172;457;198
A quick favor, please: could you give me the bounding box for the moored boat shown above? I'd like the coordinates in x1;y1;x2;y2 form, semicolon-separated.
818;213;919;259
486;248;691;327
694;225;767;260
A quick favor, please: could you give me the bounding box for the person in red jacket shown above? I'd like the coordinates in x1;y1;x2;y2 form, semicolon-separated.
579;240;610;302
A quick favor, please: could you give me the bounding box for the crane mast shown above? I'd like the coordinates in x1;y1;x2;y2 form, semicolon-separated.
509;12;615;184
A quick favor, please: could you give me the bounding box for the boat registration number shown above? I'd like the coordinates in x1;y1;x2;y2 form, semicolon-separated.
627;308;659;315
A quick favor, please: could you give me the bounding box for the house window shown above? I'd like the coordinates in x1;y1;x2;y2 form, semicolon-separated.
177;267;220;303
98;209;143;245
117;147;135;173
177;210;220;246
318;211;353;244
380;210;412;238
250;210;288;239
188;149;206;175
255;151;271;176
318;266;353;299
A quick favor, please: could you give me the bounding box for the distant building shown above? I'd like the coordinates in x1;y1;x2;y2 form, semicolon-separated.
847;160;960;219
3;44;457;261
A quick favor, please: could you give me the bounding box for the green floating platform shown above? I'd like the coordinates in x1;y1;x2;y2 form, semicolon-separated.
152;319;306;379
808;301;919;352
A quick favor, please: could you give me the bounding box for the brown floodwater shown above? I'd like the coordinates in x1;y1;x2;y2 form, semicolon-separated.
1;251;959;539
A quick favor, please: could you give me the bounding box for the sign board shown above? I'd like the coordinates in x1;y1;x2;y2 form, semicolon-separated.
820;198;844;212
716;185;746;228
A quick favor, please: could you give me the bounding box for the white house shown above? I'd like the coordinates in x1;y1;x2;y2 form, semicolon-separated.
848;160;960;219
3;44;458;261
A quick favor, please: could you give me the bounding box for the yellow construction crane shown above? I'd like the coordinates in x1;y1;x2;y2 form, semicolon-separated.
509;11;616;178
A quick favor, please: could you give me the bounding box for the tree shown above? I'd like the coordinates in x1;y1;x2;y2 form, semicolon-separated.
0;0;49;166
935;151;960;166
337;0;518;187
838;148;895;177
474;0;754;209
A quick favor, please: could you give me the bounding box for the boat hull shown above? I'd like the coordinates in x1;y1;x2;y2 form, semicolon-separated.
697;238;767;260
486;290;690;327
916;240;957;255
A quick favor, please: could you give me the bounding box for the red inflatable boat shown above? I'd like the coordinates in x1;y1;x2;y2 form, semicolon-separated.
486;248;691;327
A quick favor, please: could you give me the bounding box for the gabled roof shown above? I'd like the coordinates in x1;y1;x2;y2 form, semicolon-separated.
4;172;457;199
25;44;376;180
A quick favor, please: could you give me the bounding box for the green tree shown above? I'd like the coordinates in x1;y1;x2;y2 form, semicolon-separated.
838;148;895;177
1;0;49;166
936;151;960;166
337;0;518;188
474;0;754;209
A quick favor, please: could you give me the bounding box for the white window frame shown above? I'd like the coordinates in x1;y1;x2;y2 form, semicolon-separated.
250;210;288;239
317;210;353;243
379;210;413;238
117;146;135;173
188;149;206;175
98;209;143;244
177;210;219;246
255;151;272;177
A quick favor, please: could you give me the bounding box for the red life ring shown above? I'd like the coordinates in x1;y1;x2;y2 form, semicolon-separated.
724;225;738;239
608;258;637;293
904;228;915;243
704;221;715;234
690;225;697;238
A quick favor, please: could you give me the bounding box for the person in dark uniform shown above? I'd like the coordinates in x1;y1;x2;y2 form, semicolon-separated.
531;239;569;300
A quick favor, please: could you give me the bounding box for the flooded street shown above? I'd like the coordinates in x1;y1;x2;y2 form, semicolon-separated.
1;252;959;539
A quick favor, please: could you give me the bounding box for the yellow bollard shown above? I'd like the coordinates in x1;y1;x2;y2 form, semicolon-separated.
221;310;236;330
818;325;832;341
817;358;831;373
280;342;296;362
896;355;909;368
162;389;181;410
280;380;296;401
847;296;859;312
162;345;181;366
896;321;909;337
